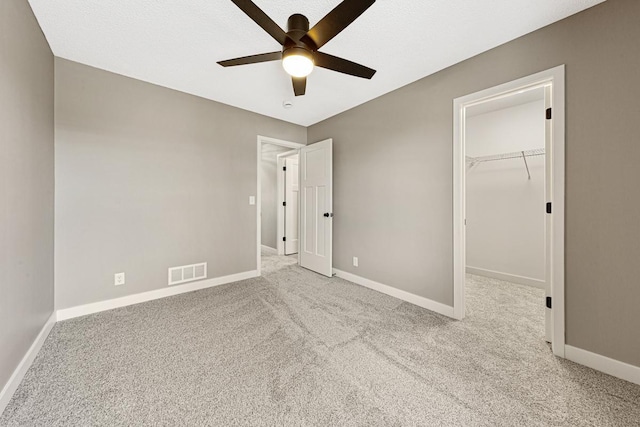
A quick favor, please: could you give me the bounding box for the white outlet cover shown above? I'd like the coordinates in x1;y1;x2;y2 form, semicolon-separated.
249;196;256;205
353;257;358;267
114;272;125;286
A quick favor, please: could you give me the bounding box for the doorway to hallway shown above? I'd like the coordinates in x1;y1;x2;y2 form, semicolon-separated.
257;136;304;276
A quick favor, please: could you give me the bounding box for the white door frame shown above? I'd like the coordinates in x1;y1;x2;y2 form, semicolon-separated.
257;136;305;276
453;65;566;357
276;150;299;256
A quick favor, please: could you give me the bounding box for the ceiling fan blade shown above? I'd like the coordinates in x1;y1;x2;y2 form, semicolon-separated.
230;0;288;45
218;51;282;67
292;77;306;96
304;0;375;49
314;52;376;79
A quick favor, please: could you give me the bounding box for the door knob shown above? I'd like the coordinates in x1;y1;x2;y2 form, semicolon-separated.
323;213;333;218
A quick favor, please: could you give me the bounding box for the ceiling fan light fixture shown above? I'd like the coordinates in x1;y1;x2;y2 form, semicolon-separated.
282;47;314;78
218;0;378;96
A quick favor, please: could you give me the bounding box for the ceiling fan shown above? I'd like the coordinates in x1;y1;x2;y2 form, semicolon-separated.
217;0;377;97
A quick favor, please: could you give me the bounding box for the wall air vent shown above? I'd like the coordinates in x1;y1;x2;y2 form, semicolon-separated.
168;262;207;286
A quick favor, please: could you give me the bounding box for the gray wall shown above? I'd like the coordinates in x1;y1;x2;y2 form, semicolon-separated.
261;143;292;249
308;0;640;367
55;58;306;310
0;1;55;394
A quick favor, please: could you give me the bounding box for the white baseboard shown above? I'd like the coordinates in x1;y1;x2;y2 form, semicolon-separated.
0;312;57;415
56;270;259;321
260;245;278;255
466;266;545;289
333;269;455;318
565;345;640;386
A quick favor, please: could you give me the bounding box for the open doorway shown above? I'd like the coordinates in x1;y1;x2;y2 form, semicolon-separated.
466;88;547;347
257;136;304;276
465;88;546;290
453;66;565;357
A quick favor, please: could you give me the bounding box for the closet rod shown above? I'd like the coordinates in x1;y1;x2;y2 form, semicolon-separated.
466;148;545;164
466;148;545;179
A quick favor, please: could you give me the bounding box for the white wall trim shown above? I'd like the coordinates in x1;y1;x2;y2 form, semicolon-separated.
466;266;545;289
257;136;305;275
334;269;455;318
565;345;640;386
453;65;566;358
0;312;57;415
261;245;277;255
56;270;258;321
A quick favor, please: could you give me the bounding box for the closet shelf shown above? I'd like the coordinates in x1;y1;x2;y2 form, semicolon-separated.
466;148;545;180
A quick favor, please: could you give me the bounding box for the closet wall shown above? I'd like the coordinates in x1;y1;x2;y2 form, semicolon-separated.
466;99;546;286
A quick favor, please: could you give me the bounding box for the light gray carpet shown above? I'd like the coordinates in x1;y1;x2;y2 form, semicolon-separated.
260;251;298;275
2;254;639;426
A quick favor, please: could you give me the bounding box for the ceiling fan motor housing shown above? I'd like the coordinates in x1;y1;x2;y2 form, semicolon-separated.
287;14;310;40
284;14;316;57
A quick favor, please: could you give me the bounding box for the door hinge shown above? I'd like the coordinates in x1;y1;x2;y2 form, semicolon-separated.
283;236;286;242
546;202;552;214
283;166;286;171
546;108;552;120
546;296;552;309
283;201;286;207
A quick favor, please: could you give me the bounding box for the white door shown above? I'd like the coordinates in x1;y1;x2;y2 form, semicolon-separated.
299;139;333;277
544;85;553;343
284;156;299;255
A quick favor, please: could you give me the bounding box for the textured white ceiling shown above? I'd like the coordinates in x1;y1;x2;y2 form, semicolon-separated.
28;0;604;126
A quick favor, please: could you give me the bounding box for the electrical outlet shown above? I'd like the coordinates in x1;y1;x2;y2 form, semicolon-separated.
249;196;256;205
353;257;359;267
114;272;125;286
